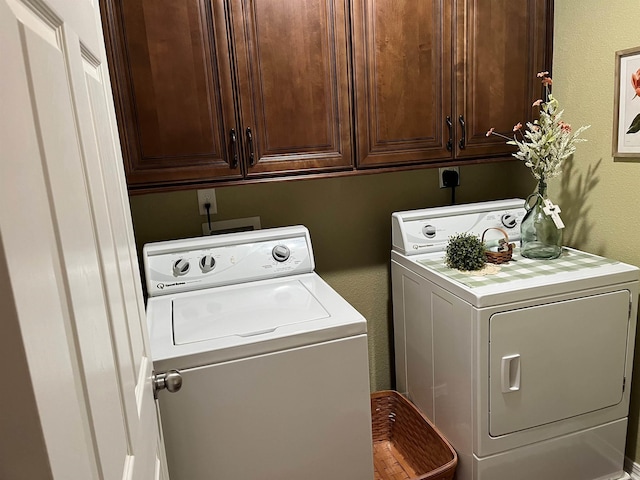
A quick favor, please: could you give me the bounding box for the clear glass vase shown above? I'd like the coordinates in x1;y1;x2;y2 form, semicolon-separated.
520;180;563;259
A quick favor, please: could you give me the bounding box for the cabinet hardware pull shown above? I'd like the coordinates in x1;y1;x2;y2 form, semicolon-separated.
446;116;453;151
246;127;255;165
230;128;238;168
458;115;466;150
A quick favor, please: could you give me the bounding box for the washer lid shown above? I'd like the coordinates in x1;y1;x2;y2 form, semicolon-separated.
172;279;329;345
147;273;367;370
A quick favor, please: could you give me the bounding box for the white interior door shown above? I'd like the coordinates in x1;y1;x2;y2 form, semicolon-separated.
0;0;168;479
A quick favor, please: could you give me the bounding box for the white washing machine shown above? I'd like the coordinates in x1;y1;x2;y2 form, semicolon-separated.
144;225;374;480
391;199;639;480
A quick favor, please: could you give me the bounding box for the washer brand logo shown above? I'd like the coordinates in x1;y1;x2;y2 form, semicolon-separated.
157;282;186;289
413;244;431;250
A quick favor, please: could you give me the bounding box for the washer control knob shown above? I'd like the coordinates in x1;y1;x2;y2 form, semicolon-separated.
172;258;190;276
501;214;517;229
200;255;216;273
422;224;437;238
272;245;291;262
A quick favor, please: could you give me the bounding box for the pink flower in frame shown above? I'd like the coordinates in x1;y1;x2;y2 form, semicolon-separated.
631;68;640;97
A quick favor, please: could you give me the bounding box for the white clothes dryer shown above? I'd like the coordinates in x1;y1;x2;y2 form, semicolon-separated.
144;226;373;480
391;199;639;480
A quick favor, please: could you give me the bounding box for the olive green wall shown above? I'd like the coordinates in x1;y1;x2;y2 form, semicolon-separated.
553;0;640;464
130;163;533;390
128;1;640;465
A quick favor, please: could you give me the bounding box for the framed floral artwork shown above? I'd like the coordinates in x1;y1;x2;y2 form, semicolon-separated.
613;46;640;157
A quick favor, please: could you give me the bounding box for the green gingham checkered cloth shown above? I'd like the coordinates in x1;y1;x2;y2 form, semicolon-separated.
418;248;619;289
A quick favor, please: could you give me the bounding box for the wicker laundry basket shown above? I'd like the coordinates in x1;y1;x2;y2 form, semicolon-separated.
371;391;458;480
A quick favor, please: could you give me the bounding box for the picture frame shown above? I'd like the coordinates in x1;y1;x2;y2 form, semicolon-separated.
613;46;640;157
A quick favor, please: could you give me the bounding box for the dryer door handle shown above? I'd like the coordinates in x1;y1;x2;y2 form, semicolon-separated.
501;354;521;393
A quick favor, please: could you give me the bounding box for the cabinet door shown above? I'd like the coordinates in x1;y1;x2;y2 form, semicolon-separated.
102;0;241;187
230;0;353;177
352;0;453;167
454;0;551;159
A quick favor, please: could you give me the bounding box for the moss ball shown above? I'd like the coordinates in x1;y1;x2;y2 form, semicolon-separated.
445;233;486;271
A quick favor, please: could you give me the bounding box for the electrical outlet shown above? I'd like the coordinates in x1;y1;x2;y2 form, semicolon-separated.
197;189;217;215
439;167;460;188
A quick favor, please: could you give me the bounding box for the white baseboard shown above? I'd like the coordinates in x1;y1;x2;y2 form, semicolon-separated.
625;456;640;479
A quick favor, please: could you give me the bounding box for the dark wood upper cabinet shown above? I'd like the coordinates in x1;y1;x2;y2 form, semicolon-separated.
455;0;551;159
230;0;353;177
353;0;552;168
352;1;453;167
102;0;353;190
102;0;240;187
102;0;553;190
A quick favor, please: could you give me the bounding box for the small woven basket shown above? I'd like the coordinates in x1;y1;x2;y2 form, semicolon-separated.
482;227;514;264
371;391;457;480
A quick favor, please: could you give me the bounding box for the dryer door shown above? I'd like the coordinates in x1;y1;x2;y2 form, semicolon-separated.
489;290;630;437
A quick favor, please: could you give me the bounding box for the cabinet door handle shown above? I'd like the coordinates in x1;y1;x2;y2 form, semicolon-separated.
458;115;466;150
246;127;255;165
229;128;238;168
446;116;453;151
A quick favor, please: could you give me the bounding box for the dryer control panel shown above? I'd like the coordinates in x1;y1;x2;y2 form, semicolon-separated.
143;226;315;296
392;198;527;255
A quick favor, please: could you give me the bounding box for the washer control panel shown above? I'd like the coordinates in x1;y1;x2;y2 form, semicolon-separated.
143;226;314;296
392;199;527;255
